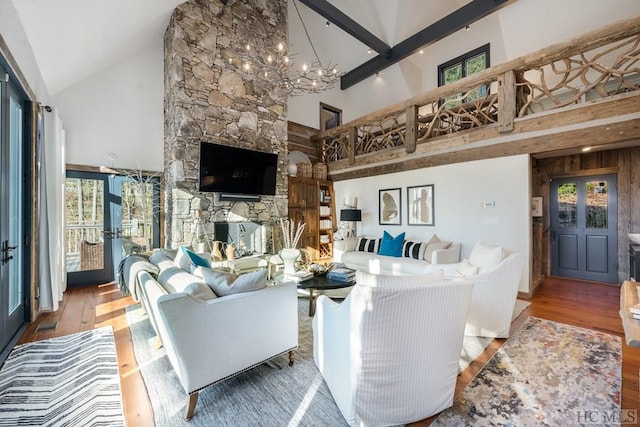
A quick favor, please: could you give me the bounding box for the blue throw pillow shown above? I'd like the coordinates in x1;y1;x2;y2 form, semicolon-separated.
378;231;405;257
182;246;211;268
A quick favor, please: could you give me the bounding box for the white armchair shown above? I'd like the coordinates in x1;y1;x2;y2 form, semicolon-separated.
312;270;473;426
428;245;525;338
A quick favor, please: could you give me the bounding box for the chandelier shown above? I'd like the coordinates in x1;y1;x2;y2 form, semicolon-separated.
236;0;342;96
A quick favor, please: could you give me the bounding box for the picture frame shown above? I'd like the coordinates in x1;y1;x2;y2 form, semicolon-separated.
407;184;435;226
379;188;402;225
319;102;342;131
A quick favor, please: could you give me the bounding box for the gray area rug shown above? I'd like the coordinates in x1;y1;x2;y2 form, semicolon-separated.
127;299;348;426
128;297;531;426
0;327;125;427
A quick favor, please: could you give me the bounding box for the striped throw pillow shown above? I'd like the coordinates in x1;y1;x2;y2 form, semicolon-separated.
402;240;426;260
356;237;381;253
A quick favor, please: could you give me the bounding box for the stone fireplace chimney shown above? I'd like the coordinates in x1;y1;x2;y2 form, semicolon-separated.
164;0;288;250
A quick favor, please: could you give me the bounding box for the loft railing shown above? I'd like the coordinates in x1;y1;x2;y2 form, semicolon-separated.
311;16;640;165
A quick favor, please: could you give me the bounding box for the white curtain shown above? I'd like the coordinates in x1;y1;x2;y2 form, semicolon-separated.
38;107;66;311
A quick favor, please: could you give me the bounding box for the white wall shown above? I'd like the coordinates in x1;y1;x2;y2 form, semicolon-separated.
0;1;50;101
52;41;164;171
334;154;531;293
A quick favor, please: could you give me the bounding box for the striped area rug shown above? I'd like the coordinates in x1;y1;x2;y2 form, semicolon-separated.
0;327;125;427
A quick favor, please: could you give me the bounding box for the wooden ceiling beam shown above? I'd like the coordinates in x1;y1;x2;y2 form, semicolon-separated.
340;0;514;90
298;0;391;56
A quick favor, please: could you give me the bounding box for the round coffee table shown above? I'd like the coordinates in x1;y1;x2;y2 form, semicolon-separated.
297;275;355;316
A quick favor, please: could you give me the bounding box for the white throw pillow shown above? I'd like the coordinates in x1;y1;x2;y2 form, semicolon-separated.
182;282;218;300
194;267;267;297
356;269;444;288
423;241;452;262
469;241;503;273
174;246;195;271
455;259;479;276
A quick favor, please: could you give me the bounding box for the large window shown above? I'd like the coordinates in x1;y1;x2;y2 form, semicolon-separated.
438;44;490;106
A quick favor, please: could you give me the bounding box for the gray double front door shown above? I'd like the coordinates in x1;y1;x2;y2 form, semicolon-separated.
550;174;618;283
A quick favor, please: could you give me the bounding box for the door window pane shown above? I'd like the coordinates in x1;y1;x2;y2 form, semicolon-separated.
121;179;156;254
586;181;608;229
8;96;23;313
557;183;577;228
65;178;105;272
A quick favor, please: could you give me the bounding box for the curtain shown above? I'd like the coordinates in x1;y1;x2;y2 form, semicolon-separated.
38;107;66;311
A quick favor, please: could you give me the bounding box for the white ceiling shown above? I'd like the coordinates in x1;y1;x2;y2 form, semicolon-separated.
12;0;476;96
12;0;185;95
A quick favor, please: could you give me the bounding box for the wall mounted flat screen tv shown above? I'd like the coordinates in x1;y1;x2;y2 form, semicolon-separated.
199;142;278;195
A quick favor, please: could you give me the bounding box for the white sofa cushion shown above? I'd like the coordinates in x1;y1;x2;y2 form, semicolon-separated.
193;267;268;297
343;251;437;275
455;259;479;276
469;241;504;273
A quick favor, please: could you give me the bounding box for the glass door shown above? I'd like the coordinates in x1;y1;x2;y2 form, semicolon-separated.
550;174;618;283
65;171;160;287
65;171;113;286
0;68;29;352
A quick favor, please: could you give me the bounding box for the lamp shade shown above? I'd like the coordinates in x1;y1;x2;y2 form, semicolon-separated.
340;209;362;222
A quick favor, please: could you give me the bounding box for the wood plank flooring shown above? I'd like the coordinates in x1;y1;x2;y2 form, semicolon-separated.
16;276;640;426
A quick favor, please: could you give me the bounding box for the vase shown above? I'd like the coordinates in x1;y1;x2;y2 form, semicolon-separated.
225;243;237;260
211;241;223;261
280;248;300;275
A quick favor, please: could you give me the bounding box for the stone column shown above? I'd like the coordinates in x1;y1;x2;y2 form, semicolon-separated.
164;0;288;249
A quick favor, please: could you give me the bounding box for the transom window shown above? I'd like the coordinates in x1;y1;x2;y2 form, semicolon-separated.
438;44;490;106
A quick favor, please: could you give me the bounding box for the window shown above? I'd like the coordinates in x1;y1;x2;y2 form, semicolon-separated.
438;44;490;106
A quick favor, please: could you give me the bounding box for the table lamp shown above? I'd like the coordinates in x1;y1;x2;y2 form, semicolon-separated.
340;209;362;238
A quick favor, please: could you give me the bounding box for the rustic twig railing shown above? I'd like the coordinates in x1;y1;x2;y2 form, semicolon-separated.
311;16;640;166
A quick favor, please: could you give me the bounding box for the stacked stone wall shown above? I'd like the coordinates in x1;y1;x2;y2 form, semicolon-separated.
164;0;288;249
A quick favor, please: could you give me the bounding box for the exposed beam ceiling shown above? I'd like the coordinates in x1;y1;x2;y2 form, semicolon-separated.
339;0;515;90
298;0;391;56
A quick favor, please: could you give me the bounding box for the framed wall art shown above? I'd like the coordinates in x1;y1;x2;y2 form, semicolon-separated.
379;188;401;225
407;184;434;226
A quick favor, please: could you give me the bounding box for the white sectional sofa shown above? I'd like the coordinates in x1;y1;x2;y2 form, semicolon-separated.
334;234;461;275
135;248;298;420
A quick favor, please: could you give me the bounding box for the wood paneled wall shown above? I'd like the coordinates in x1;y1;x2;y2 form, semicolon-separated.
531;144;640;289
287;122;321;164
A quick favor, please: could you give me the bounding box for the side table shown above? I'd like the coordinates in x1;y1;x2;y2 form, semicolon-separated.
296;275;355;316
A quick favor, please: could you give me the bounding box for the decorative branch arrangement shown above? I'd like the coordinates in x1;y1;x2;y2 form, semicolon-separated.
279;218;306;249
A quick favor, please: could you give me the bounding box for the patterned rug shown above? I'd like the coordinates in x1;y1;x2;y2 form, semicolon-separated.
433;316;622;426
0;327;125;427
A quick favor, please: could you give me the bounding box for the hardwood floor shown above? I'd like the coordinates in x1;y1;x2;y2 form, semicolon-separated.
16;276;640;426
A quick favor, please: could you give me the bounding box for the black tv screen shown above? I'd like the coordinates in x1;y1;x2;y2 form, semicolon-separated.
199;142;278;195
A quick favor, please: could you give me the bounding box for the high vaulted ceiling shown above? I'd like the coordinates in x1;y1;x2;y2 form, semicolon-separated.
11;0;498;96
12;0;184;95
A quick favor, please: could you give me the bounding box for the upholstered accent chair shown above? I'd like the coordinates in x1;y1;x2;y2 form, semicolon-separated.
312;270;473;426
427;242;525;338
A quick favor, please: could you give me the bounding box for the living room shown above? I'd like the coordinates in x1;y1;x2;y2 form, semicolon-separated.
1;0;640;425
